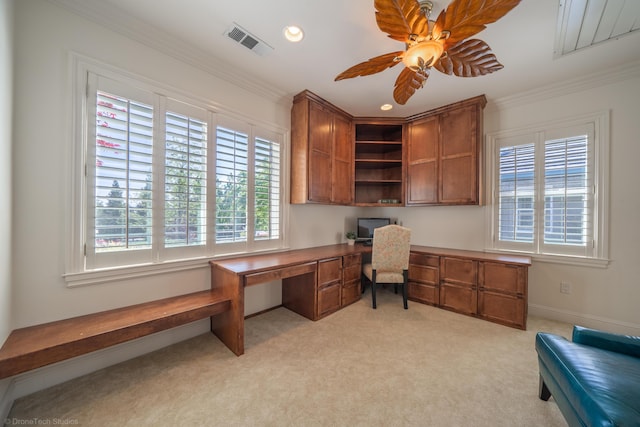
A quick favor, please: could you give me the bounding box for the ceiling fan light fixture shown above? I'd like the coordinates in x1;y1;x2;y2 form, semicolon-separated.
402;39;444;71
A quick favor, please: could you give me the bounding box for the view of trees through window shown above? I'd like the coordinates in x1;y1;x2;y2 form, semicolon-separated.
93;91;280;256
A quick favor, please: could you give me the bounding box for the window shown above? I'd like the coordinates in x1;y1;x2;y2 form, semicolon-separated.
487;113;609;263
72;66;286;279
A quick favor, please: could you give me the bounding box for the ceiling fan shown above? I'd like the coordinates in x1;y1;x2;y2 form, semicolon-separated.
335;0;522;105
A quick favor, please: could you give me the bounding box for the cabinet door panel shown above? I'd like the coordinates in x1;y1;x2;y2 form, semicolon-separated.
308;103;333;203
479;262;526;295
408;281;439;306
440;282;477;315
478;290;526;329
343;264;361;283
407;116;439;205
409;264;438;283
318;282;341;317
331;113;353;204
318;258;342;284
341;280;360;306
440;257;477;285
439;106;478;204
441;155;475;203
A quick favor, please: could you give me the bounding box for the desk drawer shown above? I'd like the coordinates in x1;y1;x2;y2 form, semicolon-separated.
343;253;362;267
245;262;316;286
318;258;342;284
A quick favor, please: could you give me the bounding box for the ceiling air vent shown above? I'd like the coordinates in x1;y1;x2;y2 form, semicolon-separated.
225;23;273;56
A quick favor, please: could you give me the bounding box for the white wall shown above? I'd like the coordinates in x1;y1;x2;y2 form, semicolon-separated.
0;0;15;418
483;69;640;334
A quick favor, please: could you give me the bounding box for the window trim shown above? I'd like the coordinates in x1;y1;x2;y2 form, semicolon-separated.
485;111;610;267
65;53;290;286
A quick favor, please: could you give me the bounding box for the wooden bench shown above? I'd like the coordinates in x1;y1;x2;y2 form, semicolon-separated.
0;290;231;379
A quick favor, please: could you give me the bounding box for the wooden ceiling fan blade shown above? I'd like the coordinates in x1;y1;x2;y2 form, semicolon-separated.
335;51;404;81
437;0;521;46
393;66;429;105
375;0;429;43
434;39;503;77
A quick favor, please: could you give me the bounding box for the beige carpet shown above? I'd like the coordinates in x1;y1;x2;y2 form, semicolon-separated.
6;289;571;426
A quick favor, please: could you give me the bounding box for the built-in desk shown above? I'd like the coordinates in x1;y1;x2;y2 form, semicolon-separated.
209;244;367;355
209;244;531;356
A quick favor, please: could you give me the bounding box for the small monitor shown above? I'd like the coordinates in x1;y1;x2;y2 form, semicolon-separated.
356;218;391;240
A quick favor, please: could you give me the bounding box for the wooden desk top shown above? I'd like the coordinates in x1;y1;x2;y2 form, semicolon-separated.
209;243;531;276
210;244;367;275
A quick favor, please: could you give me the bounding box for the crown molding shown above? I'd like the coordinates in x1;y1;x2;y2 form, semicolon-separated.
488;60;640;111
48;0;288;104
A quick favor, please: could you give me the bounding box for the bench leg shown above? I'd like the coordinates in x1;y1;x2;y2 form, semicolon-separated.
539;375;552;401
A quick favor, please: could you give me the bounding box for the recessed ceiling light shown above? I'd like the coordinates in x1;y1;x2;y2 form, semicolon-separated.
283;26;304;42
380;104;393;111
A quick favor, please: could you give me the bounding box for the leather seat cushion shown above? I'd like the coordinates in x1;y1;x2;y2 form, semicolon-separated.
536;332;640;425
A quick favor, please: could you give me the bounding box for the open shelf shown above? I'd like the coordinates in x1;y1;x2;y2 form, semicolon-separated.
354;122;405;205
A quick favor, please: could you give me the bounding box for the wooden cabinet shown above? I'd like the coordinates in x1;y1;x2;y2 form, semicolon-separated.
440;256;478;316
291;90;353;204
478;261;528;329
406;246;529;329
317;258;342;318
406;95;486;206
291;90;485;207
354;121;404;206
408;253;439;305
341;253;362;306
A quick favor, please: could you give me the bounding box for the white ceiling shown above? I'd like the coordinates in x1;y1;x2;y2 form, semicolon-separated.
58;0;640;117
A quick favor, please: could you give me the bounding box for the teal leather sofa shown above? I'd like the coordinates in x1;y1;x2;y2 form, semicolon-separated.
535;326;640;426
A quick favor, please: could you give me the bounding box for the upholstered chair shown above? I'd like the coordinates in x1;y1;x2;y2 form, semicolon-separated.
361;224;411;309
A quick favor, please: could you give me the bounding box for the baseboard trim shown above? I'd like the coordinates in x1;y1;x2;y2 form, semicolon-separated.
528;304;640;335
0;318;210;416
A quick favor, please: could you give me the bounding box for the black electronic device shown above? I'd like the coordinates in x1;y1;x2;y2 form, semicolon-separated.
356;218;391;243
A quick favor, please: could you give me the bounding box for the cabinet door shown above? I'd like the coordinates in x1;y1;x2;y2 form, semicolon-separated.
406;116;439;205
342;258;362;307
440;257;477;315
439;105;478;204
331;113;353;204
408;253;439;305
308;103;333;203
317;258;342;318
478;262;527;329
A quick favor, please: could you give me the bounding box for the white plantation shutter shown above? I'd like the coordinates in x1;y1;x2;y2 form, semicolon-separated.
492;120;600;259
87;73;156;269
542;127;593;256
254;136;281;241
77;66;286;277
215;125;249;245
164;106;208;250
497;140;535;248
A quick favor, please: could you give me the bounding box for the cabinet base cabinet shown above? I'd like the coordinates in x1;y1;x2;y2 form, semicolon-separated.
478;290;526;329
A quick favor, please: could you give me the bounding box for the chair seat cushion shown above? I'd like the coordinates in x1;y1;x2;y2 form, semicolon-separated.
362;263;404;283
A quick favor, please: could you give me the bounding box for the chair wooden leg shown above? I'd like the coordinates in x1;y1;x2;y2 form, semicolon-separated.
371;270;377;309
402;270;408;309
